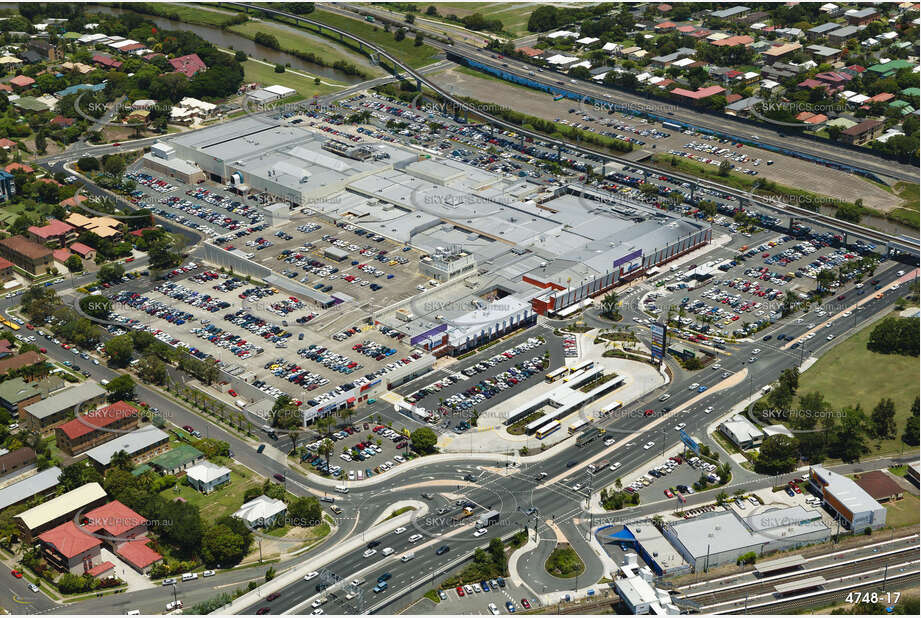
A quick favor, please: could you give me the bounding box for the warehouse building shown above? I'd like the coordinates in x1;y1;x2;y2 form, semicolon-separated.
662;507;830;570
809;465;887;530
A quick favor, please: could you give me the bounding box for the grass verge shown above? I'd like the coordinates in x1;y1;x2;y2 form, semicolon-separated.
545;545;585;578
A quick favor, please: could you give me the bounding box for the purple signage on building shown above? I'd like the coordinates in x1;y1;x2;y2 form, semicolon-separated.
613;249;643;269
410;323;447;346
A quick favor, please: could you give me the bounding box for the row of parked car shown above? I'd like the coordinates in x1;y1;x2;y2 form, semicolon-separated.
298;345;362;374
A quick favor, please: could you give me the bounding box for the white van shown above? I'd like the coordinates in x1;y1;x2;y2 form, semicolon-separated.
401;552;415;562
408;533;423;543
334;486;350;494
181;572;197;582
381;547;394;557
100;379;110;386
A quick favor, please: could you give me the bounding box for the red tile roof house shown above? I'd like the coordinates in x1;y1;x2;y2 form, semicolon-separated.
5;162;33;173
854;470;904;502
38;521;103;574
27;218;76;248
54;401;140;456
867;92;895;104
53;248;72;263
83;500;150;550
515;47;544;58
50;115;75;128
92;54;122;69
117;539;163;574
69;242;97;261
9;74;35;90
0;138;16;150
0;83;12;93
169;53;207;78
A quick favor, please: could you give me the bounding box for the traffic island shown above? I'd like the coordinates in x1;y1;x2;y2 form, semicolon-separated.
544;544;585;579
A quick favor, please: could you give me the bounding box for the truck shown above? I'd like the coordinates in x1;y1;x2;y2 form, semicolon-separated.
476;509;500;528
453;506;475;522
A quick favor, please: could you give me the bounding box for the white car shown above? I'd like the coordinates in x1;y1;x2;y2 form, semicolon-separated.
393;527;406;535
604;438;616;446
311;598;326;609
688;382;699;391
488;602;500;615
473;528;488;537
312;609;324;616
704;406;714;414
826;334;835;340
674;423;686;431
643;441;655;450
363;549;377;558
304;571;320;581
571;483;583;491
609;462;622;471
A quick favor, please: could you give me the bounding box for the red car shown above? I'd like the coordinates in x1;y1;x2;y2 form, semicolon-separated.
255;608;270;615
11;569;22;578
39;348;47;353
793;485;802;494
664;489;674;498
183;425;194;432
266;592;280;601
228;389;238;397
644;409;654;416
456;586;465;597
521;599;531;609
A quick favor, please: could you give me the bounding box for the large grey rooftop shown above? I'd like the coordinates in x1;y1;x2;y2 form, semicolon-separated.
24;382;106;420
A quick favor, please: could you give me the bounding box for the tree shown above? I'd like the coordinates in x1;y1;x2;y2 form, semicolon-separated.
78;156;99;172
426;5;438;16
234;50;247;62
105;334;134;367
395;28;406;42
274;63;285;73
410;427;438;454
754;435;799;474
105;374;136;402
902;415;920;446
318;438;334;469
98;263;125;284
271;395;300;430
718;159;731;176
80;294;112;319
600;292;620;320
830;405;869;463
109;450;134;472
816;269;836;292
65;255;84;272
200;524;248;567
415;31;424;46
867;317;919;356
137;355;167;385
288;496;322;527
869;398;897;440
405;13;415;24
102;154;126;177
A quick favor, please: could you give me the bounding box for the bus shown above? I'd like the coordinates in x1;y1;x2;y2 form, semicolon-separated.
2;319;19;331
663;121;682;132
536;421;561;439
599;401;623;416
545;367;568;382
569;360;594;374
562;368;587;384
568;418;591;434
553;94;565;101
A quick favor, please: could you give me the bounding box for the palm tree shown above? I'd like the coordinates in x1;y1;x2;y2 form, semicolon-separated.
110;450;134;471
319;438;334;469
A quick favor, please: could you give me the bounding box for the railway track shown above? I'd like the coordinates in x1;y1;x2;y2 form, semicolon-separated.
758;573;920;614
681;547;919;606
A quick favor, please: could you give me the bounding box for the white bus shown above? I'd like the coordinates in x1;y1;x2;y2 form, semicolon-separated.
599;401;623;416
545;367;568;382
536;421;561;439
569;360;595;374
568;418;591;434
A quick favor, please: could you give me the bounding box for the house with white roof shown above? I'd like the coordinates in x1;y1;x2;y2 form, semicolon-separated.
233;495;287;528
185;461;231;494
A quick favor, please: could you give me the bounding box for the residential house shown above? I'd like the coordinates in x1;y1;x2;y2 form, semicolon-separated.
761;42;802;64
0;235;54;276
670;85;726;102
9;74;35;90
0;447;36;476
845;7;879;26
866;59;915;78
719;414;764;448
16;482;108;542
805;44;844;62
148;443;205;475
840;118;884;144
185;461;231;494
54;401;140;457
650;47;696;68
0;377;42;416
117;540;163;575
22;381;107;434
169;53;207;77
820;4;844;17
233;495;287;529
725;95;764;117
710;6;751;20
711;34;753;47
26;218;76;248
84;426;170;470
828;25;859;44
92;54;122;69
0;351;46;380
808;22;841;40
38;521;104;574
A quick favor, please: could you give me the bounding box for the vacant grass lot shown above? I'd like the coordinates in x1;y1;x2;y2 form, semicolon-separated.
391;3;539;37
228;20;379;78
159;464;261;523
883;491;920;529
238;58;342;97
796;312;920;456
310;8;441;68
